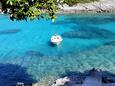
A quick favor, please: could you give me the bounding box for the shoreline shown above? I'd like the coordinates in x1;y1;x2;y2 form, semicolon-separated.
57;10;115;15
57;0;115;14
1;0;115;16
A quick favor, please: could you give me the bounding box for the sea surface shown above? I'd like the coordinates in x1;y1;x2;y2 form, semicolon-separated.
0;14;115;86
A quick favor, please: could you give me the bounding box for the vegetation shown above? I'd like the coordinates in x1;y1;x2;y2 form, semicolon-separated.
0;0;99;21
0;0;62;21
64;0;99;6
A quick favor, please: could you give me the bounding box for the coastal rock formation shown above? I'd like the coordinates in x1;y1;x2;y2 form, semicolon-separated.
58;0;115;13
51;69;115;86
51;77;70;86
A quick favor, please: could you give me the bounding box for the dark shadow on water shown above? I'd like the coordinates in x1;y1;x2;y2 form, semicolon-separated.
60;70;89;85
62;26;115;39
60;68;115;85
48;41;58;47
0;29;21;35
0;63;37;86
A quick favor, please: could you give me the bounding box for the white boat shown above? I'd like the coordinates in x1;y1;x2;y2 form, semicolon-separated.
51;34;63;45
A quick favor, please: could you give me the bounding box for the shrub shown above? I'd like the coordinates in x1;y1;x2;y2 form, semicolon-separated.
64;0;99;6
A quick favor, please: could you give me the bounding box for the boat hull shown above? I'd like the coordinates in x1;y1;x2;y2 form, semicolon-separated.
50;34;63;45
51;41;62;45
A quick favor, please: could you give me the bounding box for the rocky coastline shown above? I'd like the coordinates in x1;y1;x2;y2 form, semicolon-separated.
58;0;115;14
1;0;115;15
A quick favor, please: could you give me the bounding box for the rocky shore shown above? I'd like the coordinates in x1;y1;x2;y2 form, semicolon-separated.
51;69;115;86
58;0;115;14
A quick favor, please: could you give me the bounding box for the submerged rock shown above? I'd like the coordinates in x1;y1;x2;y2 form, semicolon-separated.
102;77;115;83
0;29;21;35
62;26;114;39
25;50;44;57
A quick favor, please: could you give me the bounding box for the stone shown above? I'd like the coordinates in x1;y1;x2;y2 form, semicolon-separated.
33;83;38;86
16;82;24;86
62;4;69;8
58;0;115;14
51;77;70;86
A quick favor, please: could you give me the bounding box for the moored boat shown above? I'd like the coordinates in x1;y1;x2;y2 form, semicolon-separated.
51;34;63;45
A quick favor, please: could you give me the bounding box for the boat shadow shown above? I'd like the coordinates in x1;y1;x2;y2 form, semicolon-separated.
48;41;58;47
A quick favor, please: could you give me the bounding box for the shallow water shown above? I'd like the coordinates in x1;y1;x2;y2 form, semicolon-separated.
0;14;115;85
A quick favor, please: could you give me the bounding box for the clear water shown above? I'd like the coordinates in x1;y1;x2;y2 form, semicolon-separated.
0;14;115;85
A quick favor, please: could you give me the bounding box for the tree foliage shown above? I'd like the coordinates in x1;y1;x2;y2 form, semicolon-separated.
0;0;62;21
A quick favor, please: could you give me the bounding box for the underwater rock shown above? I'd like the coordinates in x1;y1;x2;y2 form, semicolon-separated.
25;50;44;57
53;16;115;26
0;29;21;35
62;26;114;39
104;41;115;45
102;77;115;83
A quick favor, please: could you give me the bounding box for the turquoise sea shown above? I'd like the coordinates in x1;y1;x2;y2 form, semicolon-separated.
0;14;115;86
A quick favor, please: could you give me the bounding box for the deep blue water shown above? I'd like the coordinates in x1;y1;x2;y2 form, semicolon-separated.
0;14;115;85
